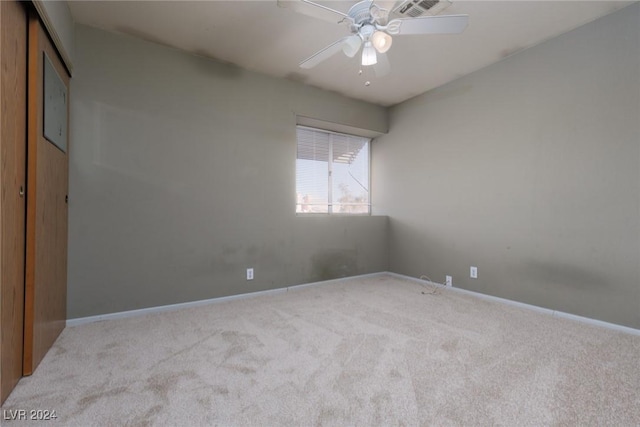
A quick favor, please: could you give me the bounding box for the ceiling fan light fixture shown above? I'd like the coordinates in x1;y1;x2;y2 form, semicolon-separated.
361;41;377;66
342;35;362;58
371;31;392;53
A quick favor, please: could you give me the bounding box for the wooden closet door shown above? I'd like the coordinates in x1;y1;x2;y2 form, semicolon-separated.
23;13;69;376
0;0;28;404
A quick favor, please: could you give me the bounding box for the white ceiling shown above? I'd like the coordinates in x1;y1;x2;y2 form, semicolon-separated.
68;0;634;107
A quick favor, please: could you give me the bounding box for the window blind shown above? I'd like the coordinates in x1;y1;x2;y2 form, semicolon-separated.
296;126;370;214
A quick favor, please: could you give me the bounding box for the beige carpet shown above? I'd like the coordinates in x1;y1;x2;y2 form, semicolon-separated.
2;274;639;426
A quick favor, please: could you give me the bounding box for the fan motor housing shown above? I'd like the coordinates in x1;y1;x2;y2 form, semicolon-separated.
348;1;376;25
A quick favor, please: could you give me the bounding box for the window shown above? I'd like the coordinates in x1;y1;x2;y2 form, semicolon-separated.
296;126;370;214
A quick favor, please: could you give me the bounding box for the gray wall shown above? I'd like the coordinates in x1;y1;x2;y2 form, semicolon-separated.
36;0;75;73
68;25;388;318
373;4;640;328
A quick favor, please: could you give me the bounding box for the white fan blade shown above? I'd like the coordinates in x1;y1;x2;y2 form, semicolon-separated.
300;37;350;69
277;0;350;24
388;14;468;35
373;52;390;77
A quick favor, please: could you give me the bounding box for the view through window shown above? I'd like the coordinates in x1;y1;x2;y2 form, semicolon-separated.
296;126;370;214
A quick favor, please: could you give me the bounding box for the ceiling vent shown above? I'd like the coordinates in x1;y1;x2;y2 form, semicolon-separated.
392;0;452;18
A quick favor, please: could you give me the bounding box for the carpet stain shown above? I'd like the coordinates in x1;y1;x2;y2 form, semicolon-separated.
146;370;197;403
227;364;257;375
222;344;244;361
221;331;265;359
389;368;402;378
317;406;342;425
197;396;212;408
220;330;271;375
213;386;229;395
441;338;460;353
53;346;68;356
77;385;129;408
126;404;163;427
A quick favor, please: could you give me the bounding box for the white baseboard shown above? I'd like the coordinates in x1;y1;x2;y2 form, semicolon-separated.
387;272;640;336
67;271;639;336
66;272;386;327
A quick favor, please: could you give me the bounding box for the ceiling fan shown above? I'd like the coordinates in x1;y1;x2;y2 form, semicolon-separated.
281;0;469;77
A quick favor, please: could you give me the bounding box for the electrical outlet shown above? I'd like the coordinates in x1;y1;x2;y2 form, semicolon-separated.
246;268;254;280
445;275;452;287
470;266;478;279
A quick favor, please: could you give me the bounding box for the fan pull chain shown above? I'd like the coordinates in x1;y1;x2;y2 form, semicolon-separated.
358;68;372;87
